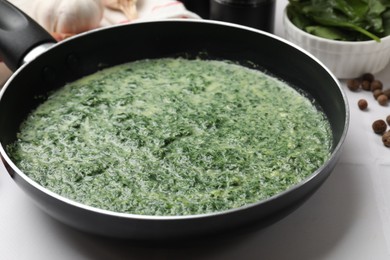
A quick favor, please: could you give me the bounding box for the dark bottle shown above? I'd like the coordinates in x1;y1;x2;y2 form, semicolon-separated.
181;0;210;19
210;0;276;32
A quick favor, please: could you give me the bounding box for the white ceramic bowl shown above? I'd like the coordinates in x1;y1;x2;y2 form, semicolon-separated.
283;8;390;79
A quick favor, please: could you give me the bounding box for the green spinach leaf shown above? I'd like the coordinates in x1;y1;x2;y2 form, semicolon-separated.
287;0;390;41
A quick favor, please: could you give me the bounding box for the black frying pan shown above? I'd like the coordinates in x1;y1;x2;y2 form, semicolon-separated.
0;0;349;240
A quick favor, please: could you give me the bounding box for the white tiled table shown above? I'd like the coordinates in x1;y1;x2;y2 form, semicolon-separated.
2;1;390;259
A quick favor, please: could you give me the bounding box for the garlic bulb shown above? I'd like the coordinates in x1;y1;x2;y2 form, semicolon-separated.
33;0;104;35
103;0;138;20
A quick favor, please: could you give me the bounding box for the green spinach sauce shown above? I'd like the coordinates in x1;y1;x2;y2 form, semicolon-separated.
8;58;332;216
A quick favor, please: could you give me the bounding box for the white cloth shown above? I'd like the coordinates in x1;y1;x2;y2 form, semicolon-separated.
103;0;200;25
10;0;200;25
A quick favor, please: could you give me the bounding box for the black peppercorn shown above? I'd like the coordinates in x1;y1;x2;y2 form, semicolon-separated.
382;131;390;147
361;80;371;91
378;94;388;106
370;80;383;91
358;99;368;110
362;73;374;82
373;119;387;134
383;89;390;98
347;79;360;91
373;89;383;99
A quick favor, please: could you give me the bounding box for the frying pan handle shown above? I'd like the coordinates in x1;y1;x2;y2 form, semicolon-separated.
0;0;56;71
